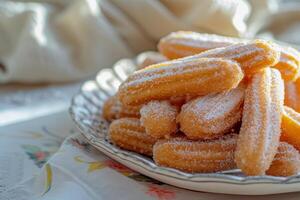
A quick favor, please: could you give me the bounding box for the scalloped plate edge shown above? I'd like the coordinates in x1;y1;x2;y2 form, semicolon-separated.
69;66;300;195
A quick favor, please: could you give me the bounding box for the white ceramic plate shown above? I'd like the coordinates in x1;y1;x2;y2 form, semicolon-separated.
69;62;300;195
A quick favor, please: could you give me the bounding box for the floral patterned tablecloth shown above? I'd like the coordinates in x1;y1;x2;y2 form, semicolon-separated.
1;110;300;200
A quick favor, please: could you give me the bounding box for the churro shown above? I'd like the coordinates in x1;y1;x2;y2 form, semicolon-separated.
109;118;157;156
190;40;280;75
281;106;300;151
266;142;300;177
102;95;141;121
158;31;241;59
273;45;300;81
103;95;119;121
102;31;300;177
159;31;298;80
178;86;244;140
153;134;237;173
140;100;178;139
235;68;284;176
285;79;300;112
118;58;243;105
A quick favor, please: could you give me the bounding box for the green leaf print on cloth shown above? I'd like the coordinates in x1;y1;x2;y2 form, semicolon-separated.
22;144;52;168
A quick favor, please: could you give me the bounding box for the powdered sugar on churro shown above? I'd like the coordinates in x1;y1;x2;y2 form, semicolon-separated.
195;41;277;63
235;68;284;175
109;118;157;156
118;57;243;105
140;100;177;120
161;31;298;81
140;100;178;139
153;134;238;173
165;31;242;48
178;85;244;139
126;58;231;87
266;142;300;176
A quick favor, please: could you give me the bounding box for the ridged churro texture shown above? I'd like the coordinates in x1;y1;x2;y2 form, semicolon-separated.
140;101;178;139
281;106;300;151
153;134;237;173
188;40;280;75
266;142;300;177
102;95;141;121
235;68;284;176
118;58;244;105
178;86;244;140
109;118;157;156
285;79;300;112
136;51;167;69
103;95;119;121
159;31;299;80
158;31;241;59
273;46;300;81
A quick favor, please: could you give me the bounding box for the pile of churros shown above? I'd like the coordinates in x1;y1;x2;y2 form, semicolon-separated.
103;31;300;177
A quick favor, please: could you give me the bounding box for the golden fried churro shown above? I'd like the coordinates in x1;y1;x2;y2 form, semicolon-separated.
285;79;300;112
178;86;244;140
281;106;300;151
191;40;280;75
118;58;243;105
266;142;300;177
103;95;119;121
102;95;141;121
109;118;157;156
140;100;178;139
160;31;298;80
153;134;237;173
136;51;168;69
235;68;284;176
158;31;241;59
273;45;300;81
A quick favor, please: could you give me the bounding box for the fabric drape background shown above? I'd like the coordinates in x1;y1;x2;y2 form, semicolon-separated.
0;0;299;83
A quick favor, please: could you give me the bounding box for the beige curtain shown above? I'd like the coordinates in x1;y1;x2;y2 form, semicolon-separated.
0;0;299;83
